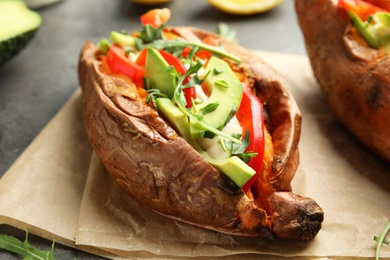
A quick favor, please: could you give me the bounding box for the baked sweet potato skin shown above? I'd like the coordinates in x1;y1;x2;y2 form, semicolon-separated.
78;27;323;240
296;0;390;161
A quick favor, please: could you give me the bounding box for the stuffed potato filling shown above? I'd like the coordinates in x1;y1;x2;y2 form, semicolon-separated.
338;0;390;53
94;8;274;196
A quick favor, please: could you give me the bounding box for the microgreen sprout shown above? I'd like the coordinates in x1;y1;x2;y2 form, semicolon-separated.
224;131;258;163
149;39;241;63
217;22;239;43
215;79;229;89
173;56;241;144
374;219;390;260
146;88;167;107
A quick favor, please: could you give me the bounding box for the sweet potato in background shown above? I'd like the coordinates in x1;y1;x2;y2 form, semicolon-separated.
296;0;390;162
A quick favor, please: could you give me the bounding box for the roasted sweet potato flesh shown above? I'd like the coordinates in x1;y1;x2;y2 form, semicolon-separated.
78;26;323;240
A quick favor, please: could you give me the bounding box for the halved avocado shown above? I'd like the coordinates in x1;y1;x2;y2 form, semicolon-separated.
0;0;42;66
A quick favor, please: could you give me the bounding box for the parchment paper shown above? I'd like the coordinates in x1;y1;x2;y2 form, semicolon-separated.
0;51;389;259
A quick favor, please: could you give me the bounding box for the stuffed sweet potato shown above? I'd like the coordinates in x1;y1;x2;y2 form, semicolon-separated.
78;9;323;241
296;0;390;161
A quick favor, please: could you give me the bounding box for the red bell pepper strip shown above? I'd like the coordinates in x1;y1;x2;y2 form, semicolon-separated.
135;47;148;66
106;45;145;88
194;36;217;60
338;0;388;21
236;82;265;192
181;47;192;58
194;50;213;60
181;87;196;108
202;35;218;46
140;8;171;28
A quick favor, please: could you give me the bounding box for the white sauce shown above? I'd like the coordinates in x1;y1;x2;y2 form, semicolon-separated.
194;84;208;103
198;116;242;160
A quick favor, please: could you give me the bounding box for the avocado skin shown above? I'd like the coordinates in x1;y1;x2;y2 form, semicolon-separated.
0;0;42;66
0;29;38;66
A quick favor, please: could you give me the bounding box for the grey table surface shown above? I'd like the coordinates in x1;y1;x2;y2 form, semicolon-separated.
0;0;305;259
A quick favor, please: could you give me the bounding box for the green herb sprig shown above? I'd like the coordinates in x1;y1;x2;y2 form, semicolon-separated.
374;219;390;260
0;231;55;260
173;54;241;144
217;22;239;43
145;88;167;107
137;24;165;45
224;131;258;163
149;39;241;63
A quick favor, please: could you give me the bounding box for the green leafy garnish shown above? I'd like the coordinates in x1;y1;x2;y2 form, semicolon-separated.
138;24;165;43
224;131;258;163
166;65;181;79
374;219;390;260
0;231;55;260
213;68;223;75
173;57;241;144
174;59;203;107
217;22;239;43
149;39;241;63
185;72;204;91
201;102;219;115
215;79;229;89
238;151;258;164
146;88;167;107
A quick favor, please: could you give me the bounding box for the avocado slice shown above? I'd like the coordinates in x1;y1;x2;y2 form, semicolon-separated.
144;47;177;98
190;56;243;139
347;11;380;49
0;0;41;66
375;12;390;26
110;31;136;48
156;98;193;141
203;154;256;188
367;12;390;53
96;38;111;54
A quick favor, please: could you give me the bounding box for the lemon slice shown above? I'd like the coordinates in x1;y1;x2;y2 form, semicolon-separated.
132;0;171;5
207;0;284;15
